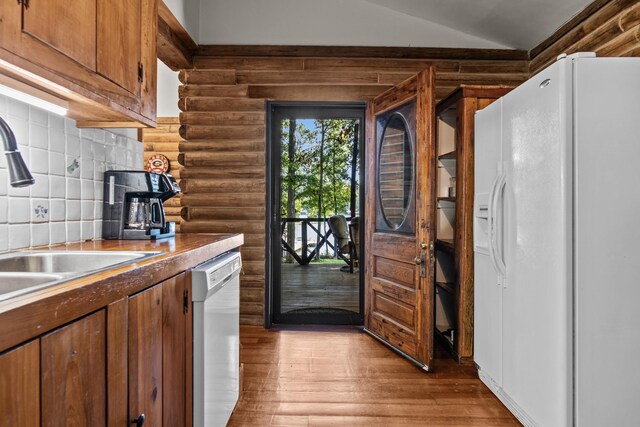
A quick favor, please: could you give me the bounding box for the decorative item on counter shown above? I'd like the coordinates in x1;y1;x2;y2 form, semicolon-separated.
448;177;456;197
146;154;170;173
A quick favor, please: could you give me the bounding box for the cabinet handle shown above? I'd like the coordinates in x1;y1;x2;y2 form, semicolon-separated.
132;413;145;426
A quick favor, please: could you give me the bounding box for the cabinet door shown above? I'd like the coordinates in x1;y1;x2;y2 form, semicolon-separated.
97;0;141;95
41;310;107;427
0;340;40;427
22;0;97;71
129;284;163;427
163;273;188;427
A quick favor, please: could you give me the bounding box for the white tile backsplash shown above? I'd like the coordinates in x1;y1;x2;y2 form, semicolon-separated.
66;221;80;243
50;222;66;245
9;224;30;249
50;175;66;199
50;199;65;222
66;200;81;221
31;173;49;198
0;170;7;196
30;223;49;247
30;122;49;149
0;225;8;252
8;198;30;223
66;177;81;200
49;151;66;176
49;128;65;153
0;198;7;223
0;94;143;250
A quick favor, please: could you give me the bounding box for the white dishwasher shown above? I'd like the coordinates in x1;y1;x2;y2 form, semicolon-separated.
191;251;241;427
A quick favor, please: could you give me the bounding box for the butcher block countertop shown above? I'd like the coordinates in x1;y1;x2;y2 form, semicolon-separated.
0;233;243;352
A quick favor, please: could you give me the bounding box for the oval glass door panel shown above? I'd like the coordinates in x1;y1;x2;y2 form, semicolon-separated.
378;114;413;229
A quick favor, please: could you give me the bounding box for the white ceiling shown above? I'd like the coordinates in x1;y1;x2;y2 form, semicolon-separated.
166;0;595;50
363;0;595;49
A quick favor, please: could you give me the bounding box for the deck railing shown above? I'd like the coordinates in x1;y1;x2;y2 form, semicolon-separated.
280;217;351;266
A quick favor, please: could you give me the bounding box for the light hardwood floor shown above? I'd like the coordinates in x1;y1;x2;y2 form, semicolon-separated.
229;326;519;426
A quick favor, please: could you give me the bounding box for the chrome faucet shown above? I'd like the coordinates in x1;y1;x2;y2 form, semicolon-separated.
0;115;34;187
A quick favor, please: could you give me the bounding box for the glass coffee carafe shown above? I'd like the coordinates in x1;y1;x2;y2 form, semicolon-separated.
125;197;164;230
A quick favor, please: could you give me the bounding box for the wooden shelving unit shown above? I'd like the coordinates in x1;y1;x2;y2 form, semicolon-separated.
433;85;513;363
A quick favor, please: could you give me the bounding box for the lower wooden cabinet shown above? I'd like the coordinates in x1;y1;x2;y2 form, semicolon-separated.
41;310;107;427
129;284;164;426
0;340;40;427
0;272;191;427
128;272;190;427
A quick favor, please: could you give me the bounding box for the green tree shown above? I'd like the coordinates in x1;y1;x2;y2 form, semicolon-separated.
280;118;358;260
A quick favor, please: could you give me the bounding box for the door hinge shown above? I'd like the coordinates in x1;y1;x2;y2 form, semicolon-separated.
183;289;189;314
137;62;144;83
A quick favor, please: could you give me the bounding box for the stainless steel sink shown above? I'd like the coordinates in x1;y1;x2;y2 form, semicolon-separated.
0;250;163;302
0;251;162;274
0;272;68;301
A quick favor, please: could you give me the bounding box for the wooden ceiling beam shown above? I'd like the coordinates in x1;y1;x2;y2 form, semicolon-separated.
157;1;198;71
196;45;529;61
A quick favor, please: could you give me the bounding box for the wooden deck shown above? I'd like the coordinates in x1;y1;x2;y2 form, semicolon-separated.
229;326;519;426
281;263;359;313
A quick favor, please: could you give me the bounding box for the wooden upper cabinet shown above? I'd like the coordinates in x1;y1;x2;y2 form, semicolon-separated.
97;0;141;95
0;0;157;127
22;0;98;71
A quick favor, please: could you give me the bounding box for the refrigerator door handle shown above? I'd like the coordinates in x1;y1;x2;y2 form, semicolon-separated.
491;175;507;285
487;174;502;279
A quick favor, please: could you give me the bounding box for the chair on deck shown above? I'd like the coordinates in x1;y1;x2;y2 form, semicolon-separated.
328;215;358;273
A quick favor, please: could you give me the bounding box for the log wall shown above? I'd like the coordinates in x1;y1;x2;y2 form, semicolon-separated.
156;0;640;327
529;0;640;73
177;50;528;326
141;117;183;230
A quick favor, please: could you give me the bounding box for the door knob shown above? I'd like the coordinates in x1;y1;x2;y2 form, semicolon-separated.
132;414;145;426
416;242;428;277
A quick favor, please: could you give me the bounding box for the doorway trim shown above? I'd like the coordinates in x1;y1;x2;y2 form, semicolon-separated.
265;101;367;327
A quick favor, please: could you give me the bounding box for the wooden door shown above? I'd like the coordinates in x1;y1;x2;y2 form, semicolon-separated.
129;285;163;427
41;310;107;427
365;69;436;369
162;273;188;427
97;0;141;95
0;340;40;427
21;0;97;71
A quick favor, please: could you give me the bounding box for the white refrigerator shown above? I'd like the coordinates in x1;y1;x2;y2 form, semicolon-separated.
474;52;640;426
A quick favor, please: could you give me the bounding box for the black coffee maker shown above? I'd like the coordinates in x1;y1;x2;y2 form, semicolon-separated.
102;170;180;240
